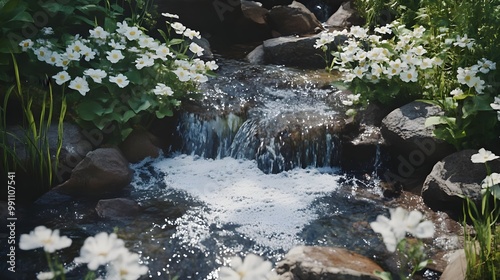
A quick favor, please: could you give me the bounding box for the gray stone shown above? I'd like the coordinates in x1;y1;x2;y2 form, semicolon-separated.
276;246;383;279
381;101;455;192
421;149;500;219
119;127;162;163
55;147;133;197
325;1;363;28
96;198;142;219
266;1;323;36
246;44;266;64
262;34;325;68
440;249;466;280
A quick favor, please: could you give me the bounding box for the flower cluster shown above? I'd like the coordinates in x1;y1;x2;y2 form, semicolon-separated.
18;14;218;141
370;207;434;252
76;232;148;280
19;227;148;280
218;253;278;280
19;18;216;97
315;21;497;108
315;22;443;86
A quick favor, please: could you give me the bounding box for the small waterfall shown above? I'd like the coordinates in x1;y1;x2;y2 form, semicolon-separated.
176;112;244;159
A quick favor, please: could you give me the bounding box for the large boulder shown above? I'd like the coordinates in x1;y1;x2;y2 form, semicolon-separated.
260;34;325;68
421;149;500;219
276;246;383;279
55;147;133;196
381;101;455;192
119;127;162;163
325;1;363;28
265;1;323;36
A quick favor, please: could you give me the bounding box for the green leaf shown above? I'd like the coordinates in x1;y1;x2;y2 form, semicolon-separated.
122;110;136;123
156;105;173;118
168;38;184;46
76;100;104;121
425;116;456;127
120;127;133;141
39;2;75;14
373;270;392;280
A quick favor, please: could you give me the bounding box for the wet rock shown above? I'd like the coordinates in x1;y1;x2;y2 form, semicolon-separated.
95;198;142;219
298;0;334;22
55;147;133;197
266;1;323;36
381;101;455;193
421;149;500;220
238;0;273;42
155;0;243;38
119;127;162;163
261;34;326;68
246;44;266;64
326;1;363;28
276;246;383;279
440;249;466;280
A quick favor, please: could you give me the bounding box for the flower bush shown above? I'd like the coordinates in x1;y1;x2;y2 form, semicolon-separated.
370;207;434;280
19;13;218;142
315;21;499;149
20;226;148;280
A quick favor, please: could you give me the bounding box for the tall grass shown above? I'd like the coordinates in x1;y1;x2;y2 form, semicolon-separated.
0;54;66;201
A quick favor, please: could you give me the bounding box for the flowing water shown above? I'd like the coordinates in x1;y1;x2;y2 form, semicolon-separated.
1;59;453;280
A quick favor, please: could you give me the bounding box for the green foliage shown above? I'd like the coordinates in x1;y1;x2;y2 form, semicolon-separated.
0;55;66;199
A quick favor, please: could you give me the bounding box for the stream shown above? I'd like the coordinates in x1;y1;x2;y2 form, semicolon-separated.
1;59;454;280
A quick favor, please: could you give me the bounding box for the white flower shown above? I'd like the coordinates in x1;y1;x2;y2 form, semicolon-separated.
205;60;219;71
135;55;155;70
476;58;496;74
350;26;368;38
67;40;86;54
52;71;71;85
161;12;179;19
399;67;418;83
41;27;54;35
374;25;392;34
109;39;126;50
352;66;366;78
106;50;125;63
412;26;426;38
109;74;130;88
450;88;464;97
116;21;129;34
75;232;128;270
19;39;34;51
218;254;274;280
84;69;107;83
138;36;158;49
34;47;50;62
107;252;148;280
471;148;499;163
173;68;191;82
410;46;427;56
457;67;479;88
491;97;500;110
19;226;72;253
69;77;90;96
66;49;81;61
183;28;201;40
81;45;96;62
123;26;142;41
171;22;186;34
89;26;109;40
419;58;434;70
370;207;434;252
156;44;173;59
189;42;204;57
471;77;486;94
45;51;62;66
482;173;500;189
454;34;475;49
191;73;208;83
37;271;55;280
153;83;174;96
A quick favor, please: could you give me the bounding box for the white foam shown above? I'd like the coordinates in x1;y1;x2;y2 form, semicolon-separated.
151;155;341;250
